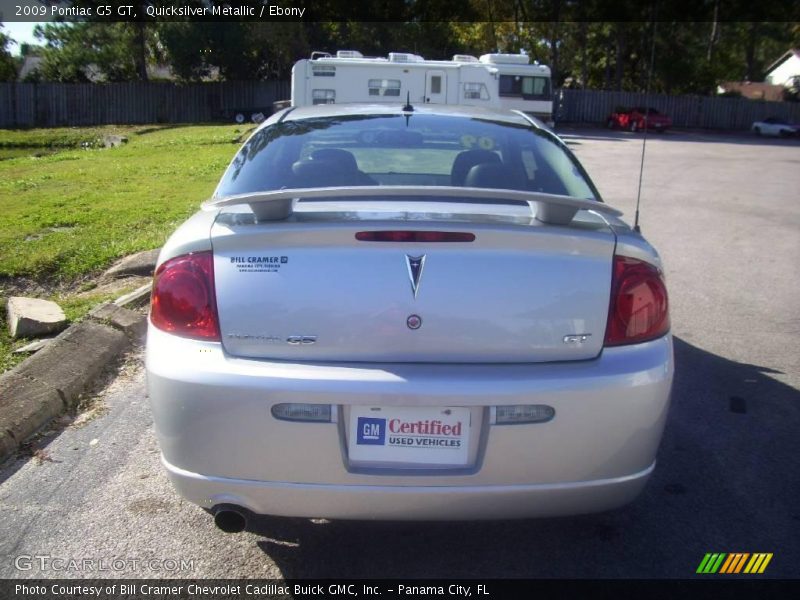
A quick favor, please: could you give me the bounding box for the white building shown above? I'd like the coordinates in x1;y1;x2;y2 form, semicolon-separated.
764;49;800;87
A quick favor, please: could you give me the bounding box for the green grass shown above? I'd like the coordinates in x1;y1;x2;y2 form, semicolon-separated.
0;123;253;372
0;312;34;373
0;124;252;279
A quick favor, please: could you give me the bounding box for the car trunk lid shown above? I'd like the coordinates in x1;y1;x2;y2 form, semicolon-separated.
211;201;616;363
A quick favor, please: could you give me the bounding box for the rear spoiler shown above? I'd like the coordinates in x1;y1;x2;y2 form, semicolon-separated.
202;186;622;226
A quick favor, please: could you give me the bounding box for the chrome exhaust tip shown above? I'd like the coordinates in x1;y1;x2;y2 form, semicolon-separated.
213;507;247;533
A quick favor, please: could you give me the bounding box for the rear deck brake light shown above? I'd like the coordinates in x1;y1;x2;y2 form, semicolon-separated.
356;231;475;242
150;251;220;341
604;255;669;346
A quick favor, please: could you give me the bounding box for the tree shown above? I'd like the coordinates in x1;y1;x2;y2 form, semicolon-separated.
155;22;215;82
34;21;158;82
0;24;18;81
157;22;309;81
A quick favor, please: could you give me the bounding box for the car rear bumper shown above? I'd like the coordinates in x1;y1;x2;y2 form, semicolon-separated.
146;325;674;519
163;455;655;520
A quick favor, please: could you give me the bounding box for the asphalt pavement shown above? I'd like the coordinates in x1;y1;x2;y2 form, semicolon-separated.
1;127;798;580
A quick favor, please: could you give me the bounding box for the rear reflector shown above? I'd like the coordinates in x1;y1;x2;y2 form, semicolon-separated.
150;251;220;341
604;255;670;346
495;405;555;424
356;231;475;242
271;403;332;423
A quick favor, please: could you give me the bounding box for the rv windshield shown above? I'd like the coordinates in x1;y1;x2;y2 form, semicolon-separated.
215;114;598;201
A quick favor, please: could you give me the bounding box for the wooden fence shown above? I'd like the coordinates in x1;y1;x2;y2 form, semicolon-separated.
0;81;290;128
1;81;798;130
556;88;800;130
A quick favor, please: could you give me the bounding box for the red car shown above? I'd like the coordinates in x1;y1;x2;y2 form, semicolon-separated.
607;107;672;133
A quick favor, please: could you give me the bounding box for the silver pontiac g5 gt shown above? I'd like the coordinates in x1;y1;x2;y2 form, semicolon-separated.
146;104;673;533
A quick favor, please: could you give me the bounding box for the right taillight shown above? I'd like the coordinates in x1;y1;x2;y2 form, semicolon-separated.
150;251;220;341
604;255;670;346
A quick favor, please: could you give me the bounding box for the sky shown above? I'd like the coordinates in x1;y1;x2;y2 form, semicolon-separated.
2;21;42;54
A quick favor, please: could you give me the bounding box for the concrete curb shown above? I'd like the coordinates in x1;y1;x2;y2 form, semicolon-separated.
0;290;150;464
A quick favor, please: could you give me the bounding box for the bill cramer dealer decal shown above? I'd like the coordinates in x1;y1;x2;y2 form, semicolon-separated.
230;256;288;273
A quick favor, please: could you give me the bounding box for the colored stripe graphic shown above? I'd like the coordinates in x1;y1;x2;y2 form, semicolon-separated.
696;554;713;573
733;553;750;573
719;554;736;574
759;554;773;573
720;553;738;573
720;553;749;574
698;552;773;574
710;553;726;573
744;554;760;574
744;553;773;574
697;553;727;573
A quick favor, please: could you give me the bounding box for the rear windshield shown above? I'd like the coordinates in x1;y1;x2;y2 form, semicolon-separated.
215;114;599;201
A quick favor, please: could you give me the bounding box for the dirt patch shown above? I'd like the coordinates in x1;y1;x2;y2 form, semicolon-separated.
74;275;151;300
0;275;60;300
1;272;151;300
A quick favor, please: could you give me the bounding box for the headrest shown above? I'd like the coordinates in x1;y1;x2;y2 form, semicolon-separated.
310;148;359;171
451;149;501;186
464;163;525;190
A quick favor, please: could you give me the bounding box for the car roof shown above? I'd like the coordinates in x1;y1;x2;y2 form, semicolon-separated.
263;103;538;129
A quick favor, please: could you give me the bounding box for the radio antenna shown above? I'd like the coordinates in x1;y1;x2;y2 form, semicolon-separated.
402;91;414;112
634;8;658;233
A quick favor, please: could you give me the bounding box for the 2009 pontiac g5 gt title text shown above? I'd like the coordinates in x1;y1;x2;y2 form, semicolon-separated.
14;3;306;18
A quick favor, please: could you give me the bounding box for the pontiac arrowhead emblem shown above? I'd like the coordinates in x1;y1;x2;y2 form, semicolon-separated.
406;255;426;299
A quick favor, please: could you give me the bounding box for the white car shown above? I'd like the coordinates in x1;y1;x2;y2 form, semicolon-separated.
751;117;799;137
146;104;673;533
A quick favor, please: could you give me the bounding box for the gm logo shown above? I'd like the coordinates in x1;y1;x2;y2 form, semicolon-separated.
696;553;773;574
356;417;385;445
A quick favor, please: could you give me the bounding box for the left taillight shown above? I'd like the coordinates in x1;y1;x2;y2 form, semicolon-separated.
150;251;220;341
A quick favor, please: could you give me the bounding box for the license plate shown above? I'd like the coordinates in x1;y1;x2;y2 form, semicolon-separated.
348;406;470;466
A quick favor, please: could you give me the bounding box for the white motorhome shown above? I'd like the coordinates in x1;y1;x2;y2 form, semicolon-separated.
290;50;553;124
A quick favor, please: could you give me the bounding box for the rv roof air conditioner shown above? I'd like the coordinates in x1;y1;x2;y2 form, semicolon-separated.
388;52;424;63
479;53;531;65
337;50;364;59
